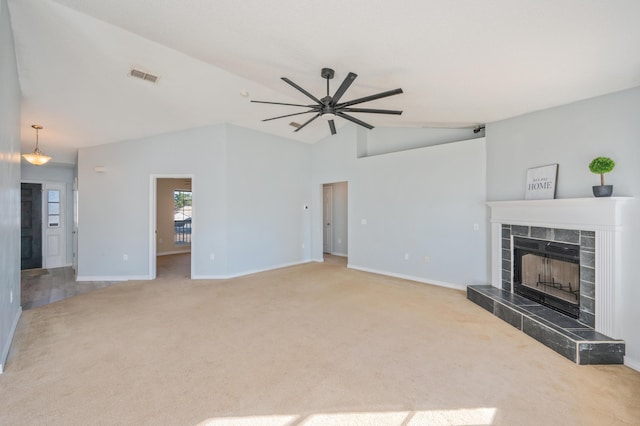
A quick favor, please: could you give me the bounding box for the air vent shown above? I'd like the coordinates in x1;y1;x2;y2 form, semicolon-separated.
289;122;301;128
129;68;159;83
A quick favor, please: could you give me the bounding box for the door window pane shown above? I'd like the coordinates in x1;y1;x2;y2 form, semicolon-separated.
48;190;61;228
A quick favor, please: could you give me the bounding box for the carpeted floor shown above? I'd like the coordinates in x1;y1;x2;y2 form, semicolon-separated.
2;258;639;425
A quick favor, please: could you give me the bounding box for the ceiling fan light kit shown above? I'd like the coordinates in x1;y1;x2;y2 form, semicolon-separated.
252;67;403;135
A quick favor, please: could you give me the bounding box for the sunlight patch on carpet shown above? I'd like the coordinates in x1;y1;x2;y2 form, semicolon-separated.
197;407;497;426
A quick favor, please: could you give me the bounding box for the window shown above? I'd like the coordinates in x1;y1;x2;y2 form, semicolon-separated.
174;190;192;245
47;189;61;227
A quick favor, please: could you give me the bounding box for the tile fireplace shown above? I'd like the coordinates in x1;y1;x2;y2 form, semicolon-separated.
468;197;631;364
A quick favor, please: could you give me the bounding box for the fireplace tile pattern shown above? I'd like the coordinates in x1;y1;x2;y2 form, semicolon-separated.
467;285;624;364
500;225;595;327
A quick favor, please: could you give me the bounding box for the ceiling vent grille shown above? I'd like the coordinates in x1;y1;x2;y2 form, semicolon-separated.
129;68;159;83
289;122;301;128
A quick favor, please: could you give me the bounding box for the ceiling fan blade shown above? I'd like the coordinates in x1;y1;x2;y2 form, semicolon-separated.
281;77;323;104
336;112;374;130
328;120;336;135
337;88;403;108
341;107;403;115
262;109;318;122
294;112;321;132
331;72;357;105
251;100;315;108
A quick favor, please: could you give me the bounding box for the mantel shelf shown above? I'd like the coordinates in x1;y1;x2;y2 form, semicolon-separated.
487;197;633;231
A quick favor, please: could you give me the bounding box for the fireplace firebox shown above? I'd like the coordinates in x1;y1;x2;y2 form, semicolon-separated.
513;237;580;318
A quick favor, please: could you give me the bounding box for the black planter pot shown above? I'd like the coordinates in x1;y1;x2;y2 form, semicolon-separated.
592;185;613;197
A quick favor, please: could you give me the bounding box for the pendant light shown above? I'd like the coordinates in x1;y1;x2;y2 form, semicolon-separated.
22;124;51;166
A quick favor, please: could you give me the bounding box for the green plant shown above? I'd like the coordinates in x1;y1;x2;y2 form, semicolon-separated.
589;157;615;186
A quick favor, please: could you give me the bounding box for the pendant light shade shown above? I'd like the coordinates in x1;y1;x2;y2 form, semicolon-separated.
22;124;51;166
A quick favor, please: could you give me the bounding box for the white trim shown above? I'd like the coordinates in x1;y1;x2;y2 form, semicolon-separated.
149;174;195;280
347;264;465;291
312;258;325;263
329;252;347;257
191;260;311;280
75;275;151;282
488;197;632;339
0;307;22;374
624;356;640;373
487;197;632;231
491;222;502;289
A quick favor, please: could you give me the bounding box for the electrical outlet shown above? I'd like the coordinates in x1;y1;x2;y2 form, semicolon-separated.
473;223;480;231
338;239;341;245
404;253;409;261
210;253;215;261
123;254;128;261
361;219;367;225
302;243;305;249
424;256;430;263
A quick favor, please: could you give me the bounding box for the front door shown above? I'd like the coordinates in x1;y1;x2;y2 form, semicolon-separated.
21;183;43;270
44;184;66;268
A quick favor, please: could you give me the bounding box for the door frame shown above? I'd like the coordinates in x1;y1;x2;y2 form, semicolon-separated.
149;174;195;279
323;184;333;254
21;179;70;269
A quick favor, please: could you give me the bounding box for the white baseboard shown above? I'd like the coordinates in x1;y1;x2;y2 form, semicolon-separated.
624;356;640;372
1;306;22;374
192;260;311;280
75;275;151;282
312;258;325;263
329;252;347;257
346;264;466;291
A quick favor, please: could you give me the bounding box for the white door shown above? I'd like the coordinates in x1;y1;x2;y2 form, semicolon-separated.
323;185;333;254
44;183;66;268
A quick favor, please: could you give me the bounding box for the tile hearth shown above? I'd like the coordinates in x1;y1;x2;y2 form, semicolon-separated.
467;285;624;365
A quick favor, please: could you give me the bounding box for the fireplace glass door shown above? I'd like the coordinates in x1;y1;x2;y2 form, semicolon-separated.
513;237;580;318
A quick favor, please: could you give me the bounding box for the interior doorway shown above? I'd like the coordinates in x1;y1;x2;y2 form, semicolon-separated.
322;182;348;263
150;175;194;279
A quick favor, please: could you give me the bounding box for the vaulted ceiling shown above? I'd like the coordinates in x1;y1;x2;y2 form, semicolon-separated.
9;0;640;164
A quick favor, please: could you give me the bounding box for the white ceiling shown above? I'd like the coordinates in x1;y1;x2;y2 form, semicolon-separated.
9;0;640;164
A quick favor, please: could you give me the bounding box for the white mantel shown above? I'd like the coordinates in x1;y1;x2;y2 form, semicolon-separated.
487;197;632;338
487;197;630;231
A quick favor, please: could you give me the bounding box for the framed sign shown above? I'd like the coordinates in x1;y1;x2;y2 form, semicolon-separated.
525;164;558;200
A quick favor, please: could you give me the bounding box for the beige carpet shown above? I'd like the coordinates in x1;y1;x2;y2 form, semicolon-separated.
2;260;639;425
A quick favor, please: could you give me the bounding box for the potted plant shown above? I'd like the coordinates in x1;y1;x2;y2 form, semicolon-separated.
588;156;615;197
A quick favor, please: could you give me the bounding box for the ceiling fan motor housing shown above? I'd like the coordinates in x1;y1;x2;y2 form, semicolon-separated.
321;68;335;79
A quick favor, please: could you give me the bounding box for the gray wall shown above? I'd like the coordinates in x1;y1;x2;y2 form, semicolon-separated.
486;86;640;369
364;126;484;157
225;125;312;275
0;0;22;373
77;123;311;279
312;126;488;289
78;124;228;279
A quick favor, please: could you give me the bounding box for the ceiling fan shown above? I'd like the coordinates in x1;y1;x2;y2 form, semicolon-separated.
252;68;403;135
